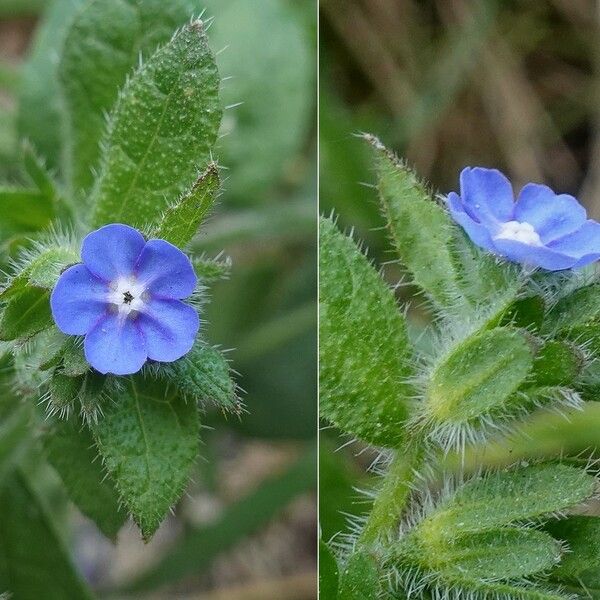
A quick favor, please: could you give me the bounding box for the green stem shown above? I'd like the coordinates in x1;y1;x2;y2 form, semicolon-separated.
358;443;424;547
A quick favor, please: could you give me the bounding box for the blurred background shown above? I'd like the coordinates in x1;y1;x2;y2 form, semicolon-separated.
0;0;316;598
320;0;600;548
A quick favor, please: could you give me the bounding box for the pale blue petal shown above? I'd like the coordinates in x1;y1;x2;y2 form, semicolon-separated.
447;192;496;252
514;184;586;243
459;167;514;225
51;264;109;335
134;239;197;299
548;220;600;263
81;223;146;282
84;313;147;375
138;298;199;362
491;238;577;271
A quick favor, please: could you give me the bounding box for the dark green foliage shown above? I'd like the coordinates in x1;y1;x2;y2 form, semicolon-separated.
0;469;93;599
93;377;200;539
44;415;127;539
153;163;220;248
91;20;222;228
170;342;239;412
59;0;206;194
0;287;53;341
338;551;380;600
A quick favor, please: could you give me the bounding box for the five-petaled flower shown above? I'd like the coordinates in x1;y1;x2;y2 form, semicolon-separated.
447;167;600;271
51;224;199;375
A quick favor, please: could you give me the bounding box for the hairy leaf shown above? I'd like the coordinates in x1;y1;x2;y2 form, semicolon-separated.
44;415;127;540
59;0;203;193
403;527;561;580
91;20;221;229
338;551;379;600
369;135;517;313
0;287;53;341
93;377;199;539
152;163;219;247
546;516;600;582
170;343;239;412
424;327;533;425
424;464;596;536
319;217;413;447
530;341;583;388
192;254;232;282
0;245;79;300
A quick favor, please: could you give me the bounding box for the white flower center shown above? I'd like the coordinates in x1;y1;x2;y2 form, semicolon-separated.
107;276;149;317
494;220;542;246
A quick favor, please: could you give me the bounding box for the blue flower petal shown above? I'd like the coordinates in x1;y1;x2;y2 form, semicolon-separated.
514;184;586;243
50;264;109;335
138;298;199;362
84;313;147;375
447;192;497;252
459;167;514;226
491;238;577;271
81;224;146;282
548;220;600;267
134;239;197;299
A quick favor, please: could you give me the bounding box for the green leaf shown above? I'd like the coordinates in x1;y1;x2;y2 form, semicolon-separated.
0;287;53;341
202;0;313;202
319;217;414;447
424;464;596;536
17;0;85;170
44;415;127;540
22;143;72;222
192;254;231;283
319;438;369;542
170;343;239;413
0;187;53;235
47;372;82;417
91;20;222;229
433;578;572;600
152;163;219;248
530;341;584;388
121;446;316;592
0;469;93;600
338;551;380;600
546;516;600;582
59;0;204;193
0;245;79;300
319;540;339;600
424;327;533;426
402;527;561;580
544;284;600;362
92;377;199;540
501;294;546;331
61;339;89;377
369;135;517;313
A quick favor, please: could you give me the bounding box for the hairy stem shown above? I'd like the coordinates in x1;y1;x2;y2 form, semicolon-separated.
359;443;424;546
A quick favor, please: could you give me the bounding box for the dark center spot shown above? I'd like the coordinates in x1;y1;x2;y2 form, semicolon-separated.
123;291;134;305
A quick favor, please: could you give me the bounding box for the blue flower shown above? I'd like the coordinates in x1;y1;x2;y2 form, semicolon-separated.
447;167;600;271
51;224;199;375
